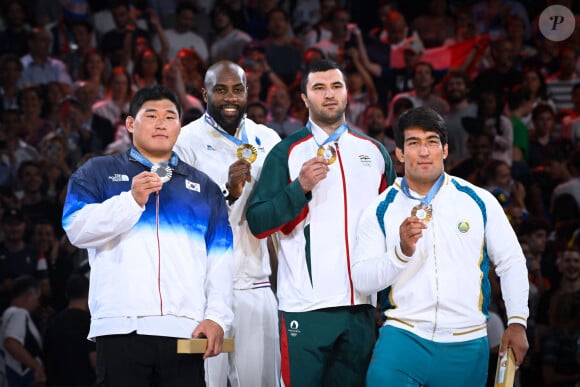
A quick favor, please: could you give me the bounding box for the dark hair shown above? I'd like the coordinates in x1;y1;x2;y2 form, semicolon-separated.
176;1;198;15
507;84;531;111
247;101;268;115
394;106;448;149
11;275;40;300
17;160;42;178
522;67;549;100
0;53;23;72
531;103;555;121
128;84;182;118
133;49;163;85
478;158;509;186
65;274;89;300
266;7;289;23
519;216;551;236
443;71;471;97
300;59;346;94
363;103;385;117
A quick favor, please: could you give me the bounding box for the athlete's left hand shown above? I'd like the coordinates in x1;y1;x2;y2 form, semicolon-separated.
499;323;529;365
192;319;225;358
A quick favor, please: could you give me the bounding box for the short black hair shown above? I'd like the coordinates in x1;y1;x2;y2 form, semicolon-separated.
128;84;181;119
300;59;347;94
394;106;448;149
65;274;89;300
11;275;40;300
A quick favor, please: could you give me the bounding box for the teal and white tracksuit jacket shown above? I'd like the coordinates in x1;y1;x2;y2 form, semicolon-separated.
352;174;529;343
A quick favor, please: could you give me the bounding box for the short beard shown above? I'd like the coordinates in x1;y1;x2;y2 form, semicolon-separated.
207;103;246;133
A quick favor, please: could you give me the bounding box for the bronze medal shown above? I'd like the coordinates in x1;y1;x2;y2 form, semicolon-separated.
411;204;432;224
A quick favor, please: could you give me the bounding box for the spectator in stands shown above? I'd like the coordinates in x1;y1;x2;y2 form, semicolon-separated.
505;14;536;68
528;104;557;169
247;101;268;125
472;37;522;101
246;0;278;40
16;160;60;231
345;46;378;126
0;275;45;386
209;2;253;63
443;71;478;167
389;61;450;122
303;0;337;49
0;54;23;113
131;48;163;90
0;1;31;57
30;219;72;313
79;48;108;100
471;0;531;40
551;148;580;224
521;67;556;129
43;274;95;386
0;209;48;312
153;2;209;63
473;89;514;167
540;290;580;387
523;36;560;78
18;86;54;149
546;45;580;119
19;28;72;88
263;8;304;87
360;103;395;153
176;48;207;101
161;59;204;114
44;81;69;127
61;21;97;83
506;84;534;163
98;1;150;68
1;109;37;166
312;8;361;66
92;66;132;129
265;84;302;138
449;129;494;181
72;80;115;152
410;0;454;48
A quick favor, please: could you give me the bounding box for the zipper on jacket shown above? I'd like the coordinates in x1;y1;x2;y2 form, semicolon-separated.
336;142;355;305
431;229;439;339
156;192;164;315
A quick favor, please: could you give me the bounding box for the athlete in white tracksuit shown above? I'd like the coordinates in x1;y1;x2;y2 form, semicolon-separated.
174;61;281;387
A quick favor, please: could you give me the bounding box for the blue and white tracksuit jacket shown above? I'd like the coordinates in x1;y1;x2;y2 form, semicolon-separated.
62;149;234;340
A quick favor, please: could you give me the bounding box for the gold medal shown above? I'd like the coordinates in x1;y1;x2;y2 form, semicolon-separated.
317;144;336;164
411;204;432;224
151;164;173;183
237;144;257;163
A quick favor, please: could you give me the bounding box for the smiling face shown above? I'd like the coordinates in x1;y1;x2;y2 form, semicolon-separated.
126;99;180;163
395;127;448;194
203;63;247;134
301;68;348;127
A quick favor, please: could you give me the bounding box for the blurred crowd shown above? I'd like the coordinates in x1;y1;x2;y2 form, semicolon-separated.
0;0;578;386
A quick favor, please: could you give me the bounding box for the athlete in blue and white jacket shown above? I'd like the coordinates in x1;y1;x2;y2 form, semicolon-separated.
62;85;234;386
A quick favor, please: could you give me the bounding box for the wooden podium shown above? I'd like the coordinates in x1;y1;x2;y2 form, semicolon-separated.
177;338;235;354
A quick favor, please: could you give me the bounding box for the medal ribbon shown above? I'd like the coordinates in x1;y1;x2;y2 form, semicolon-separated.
306;120;348;147
401;173;445;206
129;147;178;169
204;112;248;146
